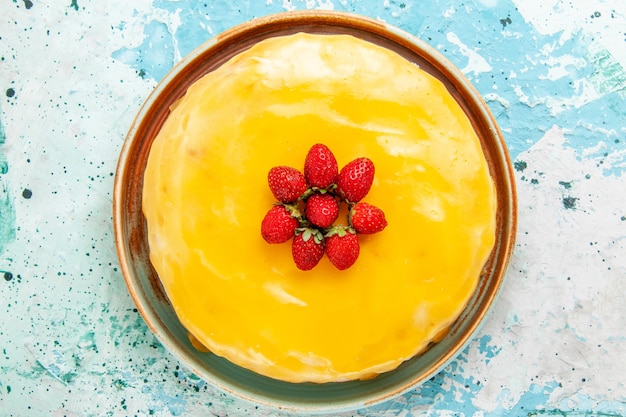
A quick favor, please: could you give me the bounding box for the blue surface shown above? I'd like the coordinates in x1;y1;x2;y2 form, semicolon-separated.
1;0;625;415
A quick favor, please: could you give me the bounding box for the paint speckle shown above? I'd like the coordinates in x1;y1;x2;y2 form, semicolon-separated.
5;88;15;98
514;160;527;172
500;16;512;28
70;0;78;11
558;181;572;189
23;0;33;9
22;188;32;199
3;271;12;281
562;196;577;209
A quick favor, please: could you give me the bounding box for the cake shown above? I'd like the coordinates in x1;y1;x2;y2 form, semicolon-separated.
142;33;496;383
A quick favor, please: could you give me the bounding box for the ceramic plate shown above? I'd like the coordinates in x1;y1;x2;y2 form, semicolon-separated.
113;10;517;413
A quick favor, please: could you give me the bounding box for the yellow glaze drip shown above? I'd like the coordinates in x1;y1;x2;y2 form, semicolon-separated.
142;33;496;383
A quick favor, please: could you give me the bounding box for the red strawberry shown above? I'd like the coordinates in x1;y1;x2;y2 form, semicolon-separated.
292;228;325;271
268;166;307;203
349;202;388;234
304;144;338;189
337;157;375;203
325;227;360;270
305;193;339;229
261;205;299;244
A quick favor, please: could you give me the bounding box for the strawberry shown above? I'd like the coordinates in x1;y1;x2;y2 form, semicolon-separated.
325;227;360;270
292;228;325;271
349;202;388;234
305;193;339;229
336;157;375;203
261;205;299;244
268;166;308;203
304;143;339;189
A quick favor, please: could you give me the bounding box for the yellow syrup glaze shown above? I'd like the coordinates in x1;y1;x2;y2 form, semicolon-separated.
142;33;496;383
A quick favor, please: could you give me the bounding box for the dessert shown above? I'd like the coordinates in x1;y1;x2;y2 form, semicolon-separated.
142;33;496;383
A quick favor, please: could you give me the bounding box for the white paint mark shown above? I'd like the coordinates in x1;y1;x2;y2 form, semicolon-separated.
467;126;626;411
446;32;492;75
513;0;626;67
444;6;456;18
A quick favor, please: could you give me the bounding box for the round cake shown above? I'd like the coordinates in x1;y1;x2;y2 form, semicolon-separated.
142;33;496;383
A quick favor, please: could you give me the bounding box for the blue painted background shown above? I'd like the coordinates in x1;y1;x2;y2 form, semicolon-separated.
1;0;625;415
